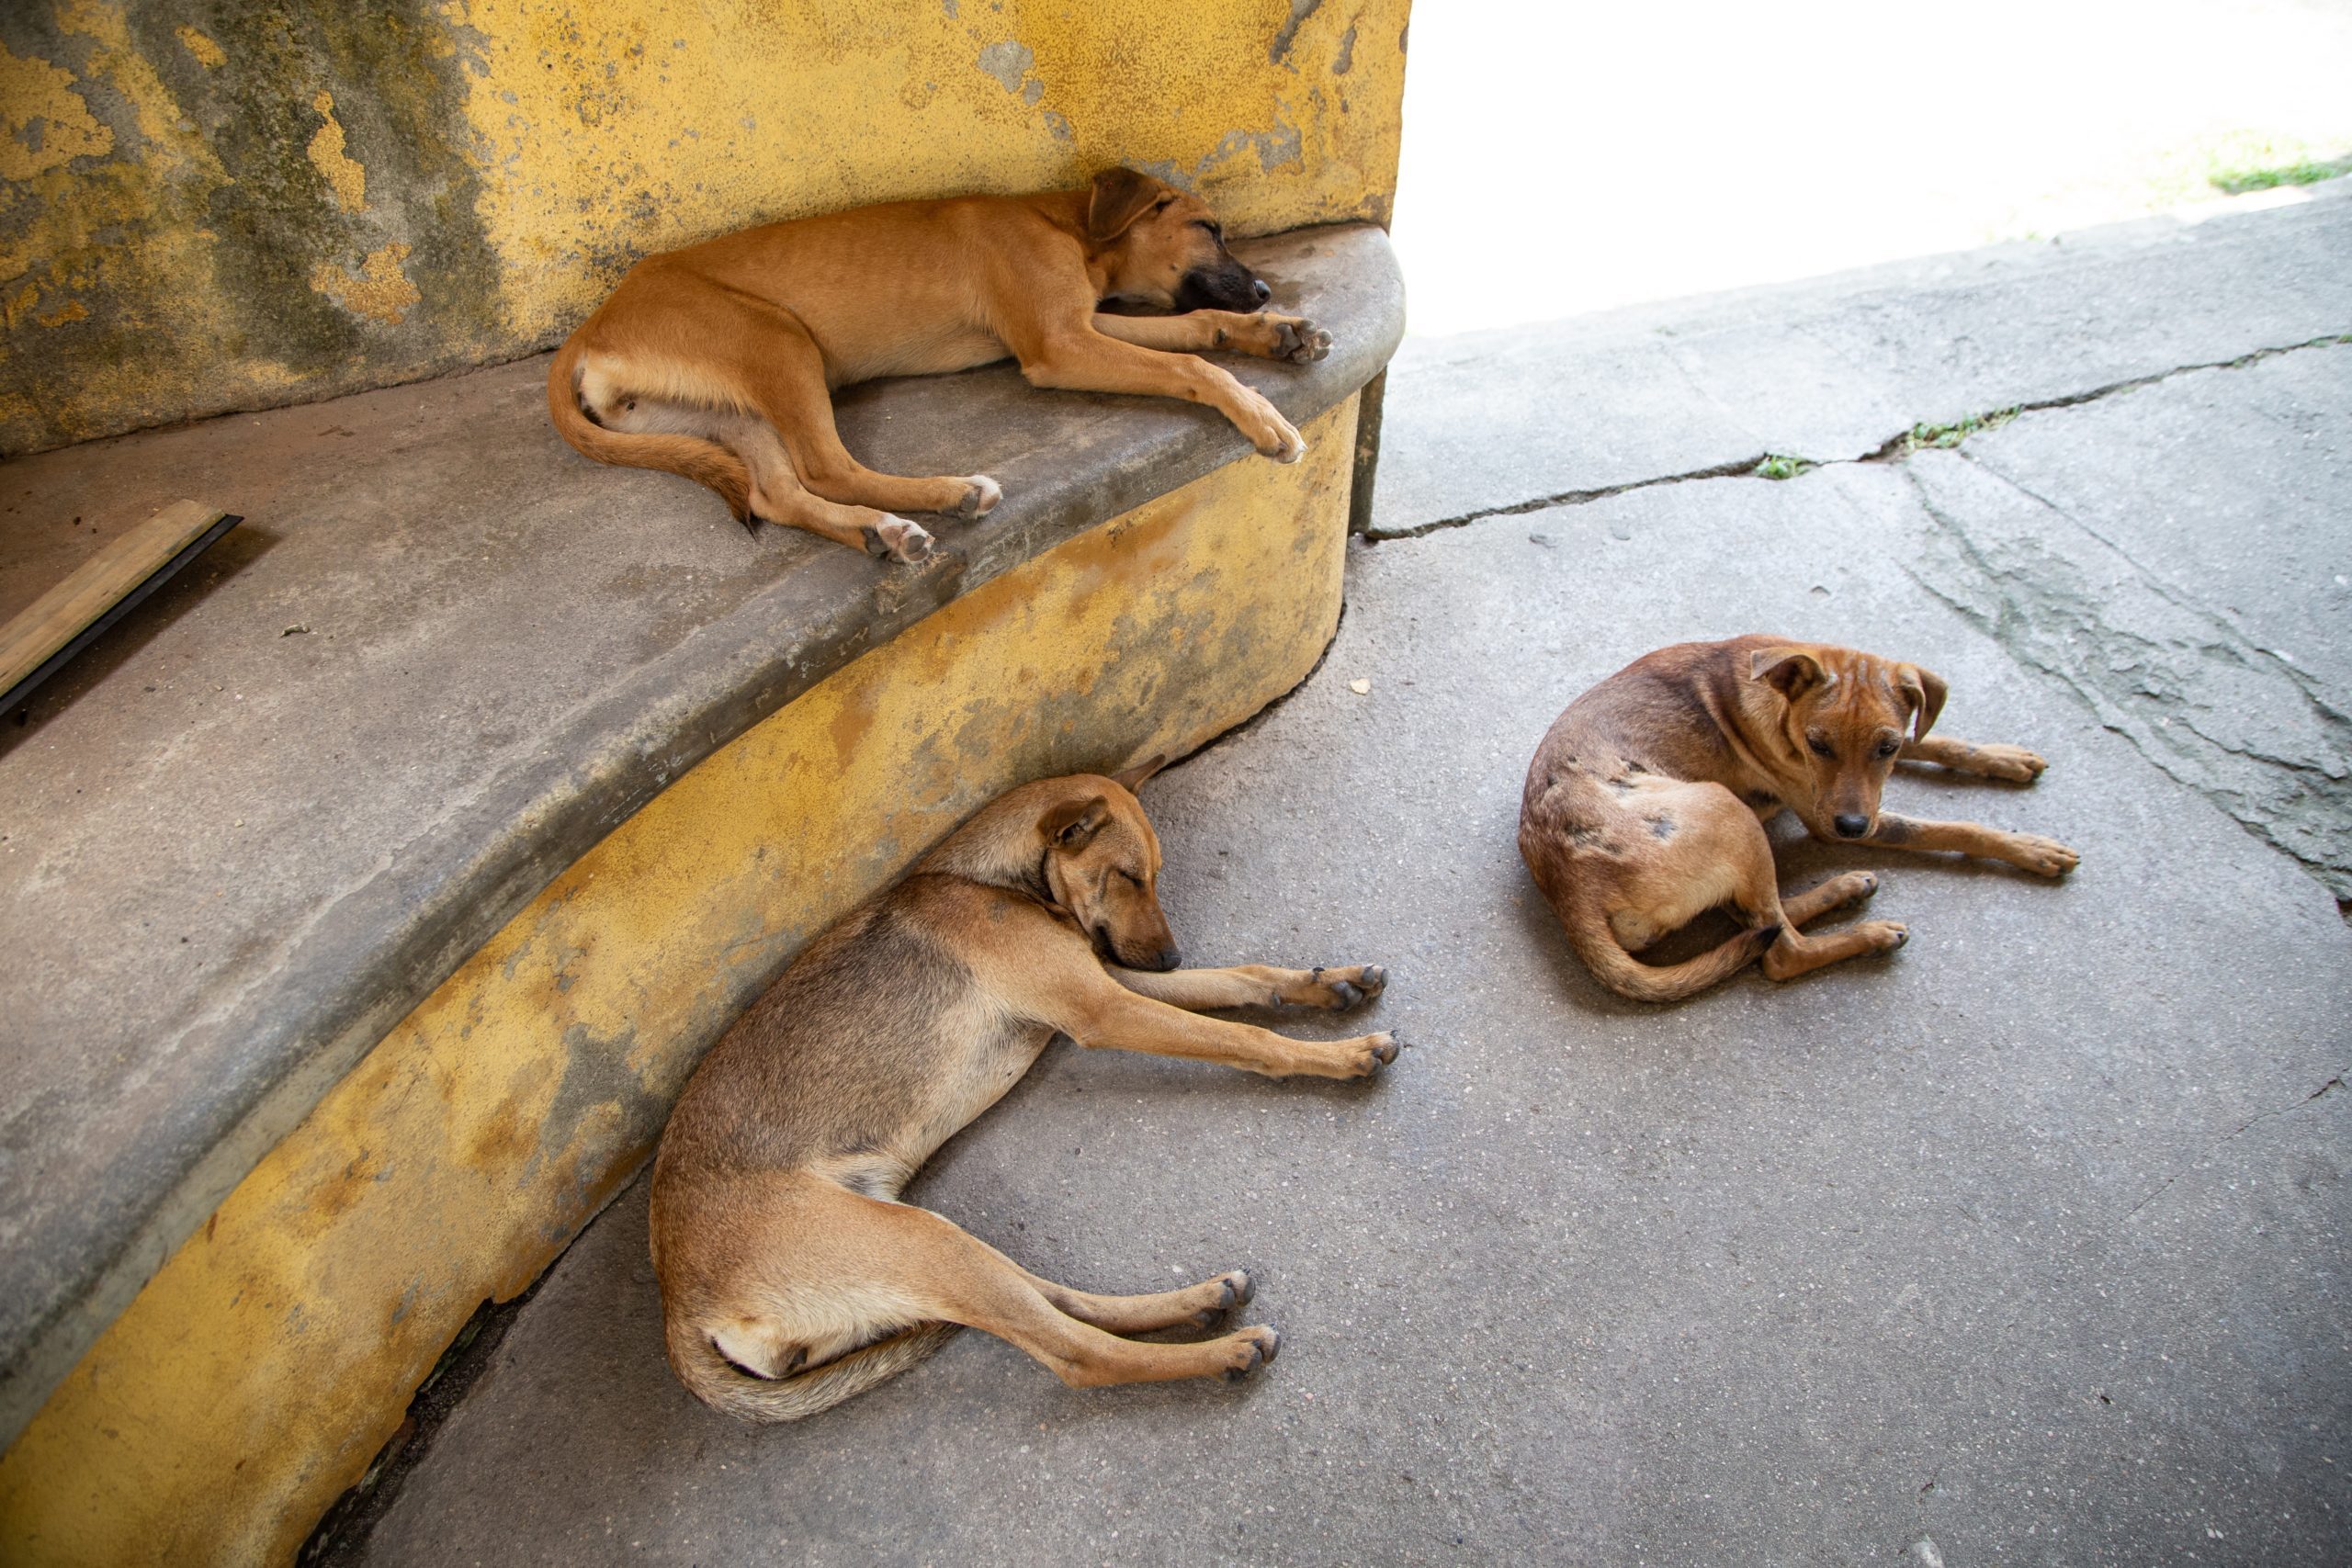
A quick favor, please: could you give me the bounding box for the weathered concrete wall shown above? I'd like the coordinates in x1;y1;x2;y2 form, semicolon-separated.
0;397;1358;1567
0;0;1405;457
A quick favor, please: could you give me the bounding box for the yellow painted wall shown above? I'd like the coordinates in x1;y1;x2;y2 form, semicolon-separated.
0;398;1358;1567
0;0;1406;455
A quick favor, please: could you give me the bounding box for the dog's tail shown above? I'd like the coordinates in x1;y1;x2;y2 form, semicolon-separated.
667;1318;961;1424
1527;863;1778;1005
545;334;755;522
1564;917;1779;1005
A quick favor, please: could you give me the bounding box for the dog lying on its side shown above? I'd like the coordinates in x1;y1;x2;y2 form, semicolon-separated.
649;766;1396;1421
1519;636;2078;1003
548;167;1332;564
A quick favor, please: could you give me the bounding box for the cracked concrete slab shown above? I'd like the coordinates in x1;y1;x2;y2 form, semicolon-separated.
1374;182;2352;536
1882;344;2352;898
336;330;2350;1561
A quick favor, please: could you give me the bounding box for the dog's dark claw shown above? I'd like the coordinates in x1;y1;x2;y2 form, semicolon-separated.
1360;964;1387;993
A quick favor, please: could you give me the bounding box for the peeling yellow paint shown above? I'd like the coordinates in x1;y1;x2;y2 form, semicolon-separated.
305;90;368;212
310;243;422;324
0;400;1359;1567
174;24;225;69
34;299;87;327
0;44;111;181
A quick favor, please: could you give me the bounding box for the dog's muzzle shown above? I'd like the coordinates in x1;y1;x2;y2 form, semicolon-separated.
1176;262;1269;313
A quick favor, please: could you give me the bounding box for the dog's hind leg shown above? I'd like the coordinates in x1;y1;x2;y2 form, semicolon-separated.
735;313;1001;521
1780;871;1881;927
1020;1267;1255;1336
861;1198;1278;1385
611;397;934;561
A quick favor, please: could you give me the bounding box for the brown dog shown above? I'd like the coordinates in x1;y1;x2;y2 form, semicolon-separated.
546;168;1332;564
1519;636;2078;1003
648;767;1396;1421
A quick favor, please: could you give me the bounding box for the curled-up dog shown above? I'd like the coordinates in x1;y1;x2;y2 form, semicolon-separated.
548;167;1332;564
1519;636;2078;1004
650;766;1396;1420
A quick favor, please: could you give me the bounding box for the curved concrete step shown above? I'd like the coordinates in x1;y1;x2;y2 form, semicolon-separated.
0;223;1405;1449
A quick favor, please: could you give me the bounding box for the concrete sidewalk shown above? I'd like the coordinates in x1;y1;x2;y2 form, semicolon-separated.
334;193;2351;1565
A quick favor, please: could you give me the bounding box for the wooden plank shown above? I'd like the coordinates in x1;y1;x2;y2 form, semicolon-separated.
0;501;240;710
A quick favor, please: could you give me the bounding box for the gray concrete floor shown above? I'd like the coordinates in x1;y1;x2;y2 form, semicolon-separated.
343;197;2350;1566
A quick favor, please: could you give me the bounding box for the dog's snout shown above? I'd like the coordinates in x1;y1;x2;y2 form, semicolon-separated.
1149;944;1182;972
1834;813;1870;839
1251;278;1271;304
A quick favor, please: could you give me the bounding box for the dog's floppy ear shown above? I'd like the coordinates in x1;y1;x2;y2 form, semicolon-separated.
1748;645;1829;702
1088;167;1165;244
1110;754;1167;794
1041;794;1111;852
1893;662;1948;742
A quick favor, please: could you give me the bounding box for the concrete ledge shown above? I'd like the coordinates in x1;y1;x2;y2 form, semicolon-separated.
0;223;1404;1458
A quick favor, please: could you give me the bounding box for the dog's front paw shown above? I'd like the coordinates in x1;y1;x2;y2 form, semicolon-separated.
1268;316;1332;364
2004;833;2078;876
1221;1325;1280;1382
1231;387;1305;462
862;516;936;564
1340;1032;1400;1077
1293;964;1387;1010
1977;743;2050;783
953;474;1001;520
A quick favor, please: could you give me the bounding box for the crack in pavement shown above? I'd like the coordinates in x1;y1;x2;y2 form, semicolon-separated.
1363;454;1770;542
1364;330;2352;543
2125;1074;2345;1220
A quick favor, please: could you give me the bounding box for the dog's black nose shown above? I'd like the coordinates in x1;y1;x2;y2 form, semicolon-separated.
1151;944;1182;972
1834;813;1869;839
1251;278;1271;304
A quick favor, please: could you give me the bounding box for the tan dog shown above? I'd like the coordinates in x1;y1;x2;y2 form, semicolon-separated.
1519;636;2078;1003
649;767;1396;1421
546;168;1332;563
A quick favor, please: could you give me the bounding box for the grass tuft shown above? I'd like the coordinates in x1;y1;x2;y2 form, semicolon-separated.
2210;155;2352;195
1901;407;2020;454
1755;453;1813;480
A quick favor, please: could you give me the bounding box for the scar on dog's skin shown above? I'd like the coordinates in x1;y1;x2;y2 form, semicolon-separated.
1518;635;2078;1003
649;763;1396;1421
548;168;1332;562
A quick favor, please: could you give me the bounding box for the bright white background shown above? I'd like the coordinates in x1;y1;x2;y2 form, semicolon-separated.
1389;0;2352;334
